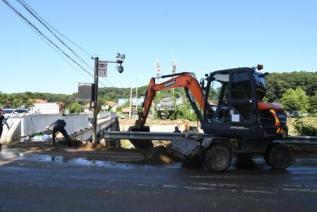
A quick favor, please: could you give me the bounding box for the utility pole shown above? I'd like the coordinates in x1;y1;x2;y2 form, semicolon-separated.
91;53;125;144
92;57;99;144
135;87;138;115
129;87;132;120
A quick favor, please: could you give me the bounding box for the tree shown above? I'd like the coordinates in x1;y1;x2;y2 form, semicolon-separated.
309;93;317;114
266;71;317;101
175;102;197;121
68;102;84;113
281;88;309;114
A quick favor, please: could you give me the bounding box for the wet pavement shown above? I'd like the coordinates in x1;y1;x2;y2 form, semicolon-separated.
1;147;317;211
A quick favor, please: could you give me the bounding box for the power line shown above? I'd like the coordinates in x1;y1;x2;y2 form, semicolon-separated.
20;15;81;74
19;0;93;59
16;0;115;87
2;0;111;87
1;0;94;78
16;0;93;70
13;6;108;86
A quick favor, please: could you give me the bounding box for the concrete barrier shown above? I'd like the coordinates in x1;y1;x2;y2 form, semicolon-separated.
0;112;113;143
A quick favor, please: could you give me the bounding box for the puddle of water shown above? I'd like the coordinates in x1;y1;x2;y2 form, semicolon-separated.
24;154;136;169
0;149;21;160
1;148;182;170
0;148;140;170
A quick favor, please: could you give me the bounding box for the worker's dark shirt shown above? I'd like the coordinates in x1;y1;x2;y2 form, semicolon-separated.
0;115;6;128
48;119;66;131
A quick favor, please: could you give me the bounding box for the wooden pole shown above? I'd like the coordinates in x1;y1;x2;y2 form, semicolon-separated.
92;57;99;144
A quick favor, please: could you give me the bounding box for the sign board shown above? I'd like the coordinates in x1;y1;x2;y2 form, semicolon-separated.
78;83;93;101
98;61;107;77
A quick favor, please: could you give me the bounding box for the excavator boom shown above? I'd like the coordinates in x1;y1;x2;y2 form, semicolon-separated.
135;72;206;127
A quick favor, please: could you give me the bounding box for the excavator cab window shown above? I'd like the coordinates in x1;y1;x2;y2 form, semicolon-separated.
231;72;252;100
206;73;230;123
230;71;253;121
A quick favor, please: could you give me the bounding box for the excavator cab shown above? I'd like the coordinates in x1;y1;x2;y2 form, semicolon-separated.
202;66;287;139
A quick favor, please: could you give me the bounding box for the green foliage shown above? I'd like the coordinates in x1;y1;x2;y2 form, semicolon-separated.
98;86;186;102
68;102;84;113
0;91;76;108
309;93;317;114
169;110;177;120
266;71;317;101
175;102;197;121
116;106;123;113
294;118;317;136
281;87;309;113
98;86;148;101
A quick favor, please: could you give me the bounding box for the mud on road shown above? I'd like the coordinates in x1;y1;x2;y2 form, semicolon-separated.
0;141;178;167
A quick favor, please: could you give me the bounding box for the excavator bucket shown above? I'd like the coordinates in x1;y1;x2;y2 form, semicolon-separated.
128;126;154;149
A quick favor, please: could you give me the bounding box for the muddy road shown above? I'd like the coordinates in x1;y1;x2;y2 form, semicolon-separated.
1;144;317;211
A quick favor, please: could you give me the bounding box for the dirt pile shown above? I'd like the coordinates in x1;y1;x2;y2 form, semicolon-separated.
141;146;179;164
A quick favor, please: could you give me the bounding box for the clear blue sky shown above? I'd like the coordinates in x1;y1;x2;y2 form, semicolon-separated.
0;0;316;94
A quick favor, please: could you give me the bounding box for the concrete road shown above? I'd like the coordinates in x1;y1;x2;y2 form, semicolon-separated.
1;150;317;212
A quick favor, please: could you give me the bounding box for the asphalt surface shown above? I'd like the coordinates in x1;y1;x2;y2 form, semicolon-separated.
1;148;317;212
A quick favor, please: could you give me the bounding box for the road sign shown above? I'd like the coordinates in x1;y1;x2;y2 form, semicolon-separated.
98;61;107;77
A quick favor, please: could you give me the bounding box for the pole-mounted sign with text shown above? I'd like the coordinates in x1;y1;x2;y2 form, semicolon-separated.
98;61;107;77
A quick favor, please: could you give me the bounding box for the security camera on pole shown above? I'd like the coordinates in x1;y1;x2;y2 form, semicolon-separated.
92;53;125;144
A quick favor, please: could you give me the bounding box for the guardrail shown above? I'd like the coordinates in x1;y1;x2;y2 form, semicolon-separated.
285;136;317;154
103;132;317;153
285;136;317;143
71;113;117;141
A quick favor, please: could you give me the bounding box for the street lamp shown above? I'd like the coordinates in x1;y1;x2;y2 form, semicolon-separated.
116;52;125;73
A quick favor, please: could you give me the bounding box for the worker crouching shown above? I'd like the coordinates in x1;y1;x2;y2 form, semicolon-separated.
47;119;71;147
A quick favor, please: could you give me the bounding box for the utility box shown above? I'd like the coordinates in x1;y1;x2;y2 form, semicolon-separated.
78;83;93;101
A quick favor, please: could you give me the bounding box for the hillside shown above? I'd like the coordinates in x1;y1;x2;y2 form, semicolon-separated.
1;71;316;108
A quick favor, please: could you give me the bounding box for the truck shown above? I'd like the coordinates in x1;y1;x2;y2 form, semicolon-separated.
156;97;176;119
106;65;294;172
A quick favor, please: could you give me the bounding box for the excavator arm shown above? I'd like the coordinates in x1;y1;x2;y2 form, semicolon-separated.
135;72;207;127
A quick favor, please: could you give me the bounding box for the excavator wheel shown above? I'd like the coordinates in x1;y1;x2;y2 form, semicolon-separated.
203;144;232;172
265;143;293;170
128;126;154;149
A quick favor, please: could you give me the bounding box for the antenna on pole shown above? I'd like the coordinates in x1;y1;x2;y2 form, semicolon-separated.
172;58;176;74
172;59;177;95
156;59;161;97
156;59;161;78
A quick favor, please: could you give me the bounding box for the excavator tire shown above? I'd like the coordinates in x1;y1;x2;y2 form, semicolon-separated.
128;126;154;149
265;143;293;170
203;144;232;172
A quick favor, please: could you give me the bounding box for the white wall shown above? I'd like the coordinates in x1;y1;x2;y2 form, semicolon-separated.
0;113;112;143
20;114;91;137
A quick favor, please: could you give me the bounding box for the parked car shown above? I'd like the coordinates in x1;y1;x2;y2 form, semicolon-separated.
13;109;28;114
3;108;28;119
3;108;14;119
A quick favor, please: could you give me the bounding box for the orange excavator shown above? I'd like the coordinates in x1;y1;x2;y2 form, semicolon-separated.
129;65;288;150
